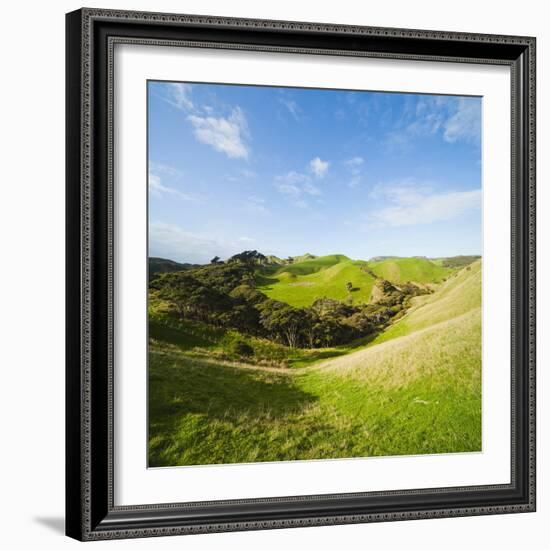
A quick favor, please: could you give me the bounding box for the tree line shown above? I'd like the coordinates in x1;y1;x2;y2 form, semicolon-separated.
149;251;428;349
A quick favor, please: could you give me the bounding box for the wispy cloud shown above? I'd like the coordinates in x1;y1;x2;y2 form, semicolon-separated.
344;156;364;172
385;95;481;150
344;156;365;188
278;97;303;121
275;170;322;207
163;83;194;111
159;82;251;160
149;162;184;180
365;179;481;228
443;98;481;143
238;236;256;244
148;170;202;202
242;195;270;215
309;157;329;178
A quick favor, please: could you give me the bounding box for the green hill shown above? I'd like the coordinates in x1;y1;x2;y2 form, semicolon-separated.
149;262;482;465
256;254;376;307
368;257;451;285
324;259;481;359
431;255;481;269
256;254;455;307
290;252;317;263
303;260;482;455
149;257;196;280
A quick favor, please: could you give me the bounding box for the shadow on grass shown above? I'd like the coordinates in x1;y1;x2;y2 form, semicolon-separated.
298;332;382;364
254;272;280;289
149;353;318;425
149;320;221;350
148;352;320;466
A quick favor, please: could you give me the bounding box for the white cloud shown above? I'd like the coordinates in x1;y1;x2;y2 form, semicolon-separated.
309;157;329;178
366;180;481;228
188;107;249;159
148;172;201;202
158;82;251;160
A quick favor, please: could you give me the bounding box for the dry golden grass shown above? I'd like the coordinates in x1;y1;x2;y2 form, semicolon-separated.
320;308;481;390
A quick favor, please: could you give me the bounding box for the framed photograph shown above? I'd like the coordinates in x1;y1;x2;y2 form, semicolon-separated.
66;8;536;541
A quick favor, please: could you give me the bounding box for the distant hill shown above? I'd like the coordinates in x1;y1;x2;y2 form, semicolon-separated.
256;254;375;307
264;253;317;266
290;252;317;263
368;257;451;285
431;255;481;269
149;257;197;280
255;254;464;307
369;255;404;262
264;255;284;265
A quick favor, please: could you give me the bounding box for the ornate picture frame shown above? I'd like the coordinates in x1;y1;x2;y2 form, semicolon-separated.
66;8;536;541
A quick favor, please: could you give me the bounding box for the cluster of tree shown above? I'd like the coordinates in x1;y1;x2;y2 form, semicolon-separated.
150;252;424;349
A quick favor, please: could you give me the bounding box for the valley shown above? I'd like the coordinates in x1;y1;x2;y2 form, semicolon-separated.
148;253;481;466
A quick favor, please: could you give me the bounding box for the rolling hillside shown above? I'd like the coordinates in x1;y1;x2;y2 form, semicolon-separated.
320;260;481;372
256;254;377;307
149;262;482;465
255;254;456;307
148;257;482;466
370;259;481;345
368;256;451;285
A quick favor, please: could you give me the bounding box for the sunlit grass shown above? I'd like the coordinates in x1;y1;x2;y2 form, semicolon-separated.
148;262;482;467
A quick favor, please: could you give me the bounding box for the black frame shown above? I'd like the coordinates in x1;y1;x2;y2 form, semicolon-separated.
66;8;536;541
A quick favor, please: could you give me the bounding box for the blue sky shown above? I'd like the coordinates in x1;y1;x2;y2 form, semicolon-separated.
148;81;481;264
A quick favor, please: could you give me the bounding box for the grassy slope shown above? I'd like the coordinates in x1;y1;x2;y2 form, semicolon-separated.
257;254;376;307
149;262;481;466
257;255;453;308
370;259;481;344
368;257;451;284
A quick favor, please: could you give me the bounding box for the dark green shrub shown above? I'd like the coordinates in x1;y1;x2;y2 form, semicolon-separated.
231;340;254;357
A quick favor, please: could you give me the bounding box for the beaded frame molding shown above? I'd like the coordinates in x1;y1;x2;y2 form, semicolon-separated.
66;8;536;541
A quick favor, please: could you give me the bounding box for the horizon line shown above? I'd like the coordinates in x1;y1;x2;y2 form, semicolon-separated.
149;251;482;265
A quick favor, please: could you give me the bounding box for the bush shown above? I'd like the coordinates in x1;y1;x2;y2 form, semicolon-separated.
230;339;254;357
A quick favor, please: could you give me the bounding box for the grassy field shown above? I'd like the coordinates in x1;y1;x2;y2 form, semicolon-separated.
255;254;455;307
256;254;371;307
257;256;376;307
148;260;482;466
